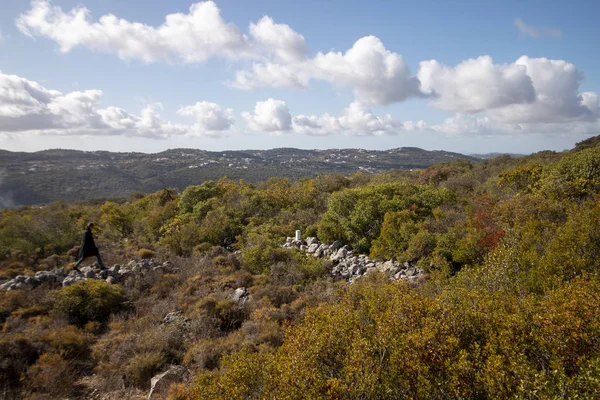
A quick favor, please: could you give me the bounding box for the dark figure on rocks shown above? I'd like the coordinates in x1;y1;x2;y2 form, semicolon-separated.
73;223;106;271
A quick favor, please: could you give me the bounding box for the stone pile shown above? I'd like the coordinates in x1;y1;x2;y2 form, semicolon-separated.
0;259;177;291
282;236;425;285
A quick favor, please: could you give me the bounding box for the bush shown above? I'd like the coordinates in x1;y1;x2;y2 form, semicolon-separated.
26;353;78;398
137;248;156;259
125;351;165;388
52;280;127;325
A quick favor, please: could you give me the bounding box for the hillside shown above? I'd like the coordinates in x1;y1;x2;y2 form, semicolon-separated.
1;137;600;399
0;147;479;207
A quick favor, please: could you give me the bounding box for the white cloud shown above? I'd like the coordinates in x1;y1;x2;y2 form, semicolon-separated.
514;18;562;38
418;56;536;113
489;56;598;123
249;16;307;63
312;36;420;105
16;0;252;63
177;101;235;132
293;102;401;136
430;113;600;137
16;1;311;66
233;36;420;105
418;56;599;124
0;72;230;138
231;62;310;90
242;99;291;132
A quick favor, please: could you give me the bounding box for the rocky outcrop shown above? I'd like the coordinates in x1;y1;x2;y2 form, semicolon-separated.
282;237;425;285
0;259;177;291
0;268;66;291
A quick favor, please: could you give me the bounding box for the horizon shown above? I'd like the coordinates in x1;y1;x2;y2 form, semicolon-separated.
1;0;599;154
0;144;530;156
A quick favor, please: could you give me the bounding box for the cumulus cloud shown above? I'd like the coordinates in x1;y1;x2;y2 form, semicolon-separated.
514;18;562;38
16;0;252;63
249;16;308;63
242;99;292;132
418;56;599;124
0;72;230;137
16;0;311;66
292;102;401;136
312;36;420;104
232;36;421;105
177;101;235;132
489;56;598;123
418;56;536;113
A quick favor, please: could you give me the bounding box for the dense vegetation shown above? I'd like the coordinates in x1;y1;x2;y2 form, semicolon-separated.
1;137;600;399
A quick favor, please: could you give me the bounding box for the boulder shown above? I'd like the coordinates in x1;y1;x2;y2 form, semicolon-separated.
330;241;343;251
306;243;319;253
232;287;250;306
62;272;86;287
306;237;320;246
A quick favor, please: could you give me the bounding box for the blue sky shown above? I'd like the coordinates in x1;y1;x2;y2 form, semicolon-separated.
0;0;598;154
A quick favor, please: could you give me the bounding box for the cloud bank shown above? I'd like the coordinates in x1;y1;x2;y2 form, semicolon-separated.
0;72;235;138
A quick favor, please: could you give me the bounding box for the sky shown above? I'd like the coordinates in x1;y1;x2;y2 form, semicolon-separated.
0;0;599;154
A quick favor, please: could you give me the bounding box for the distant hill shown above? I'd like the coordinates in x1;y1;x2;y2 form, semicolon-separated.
0;147;479;207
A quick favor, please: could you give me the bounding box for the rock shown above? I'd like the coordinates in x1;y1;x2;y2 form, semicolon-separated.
85;270;97;279
393;271;406;280
314;248;324;257
62;272;86;287
405;267;417;277
35;271;58;284
0;281;14;290
147;365;189;399
232;287;250;306
306;243;319;253
98;270;110;279
106;276;116;284
330;241;343;251
299;245;308;251
127;260;137;268
306;237;319;246
152;266;164;273
111;264;121;273
24;277;39;286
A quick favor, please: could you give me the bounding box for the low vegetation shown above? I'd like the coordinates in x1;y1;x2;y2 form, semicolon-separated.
1;137;600;398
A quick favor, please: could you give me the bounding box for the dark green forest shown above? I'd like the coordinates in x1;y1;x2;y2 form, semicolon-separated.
1;136;600;399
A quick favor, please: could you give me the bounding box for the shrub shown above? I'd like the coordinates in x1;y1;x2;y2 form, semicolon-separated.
26;353;78;398
52;280;127;325
0;334;39;393
46;325;93;361
125;351;165;388
137;248;156;259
